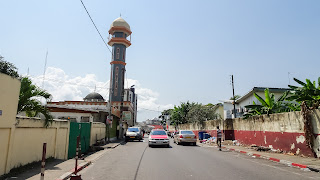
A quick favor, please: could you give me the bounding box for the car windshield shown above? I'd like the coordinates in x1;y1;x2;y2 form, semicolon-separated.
128;128;139;132
151;131;166;135
181;131;194;135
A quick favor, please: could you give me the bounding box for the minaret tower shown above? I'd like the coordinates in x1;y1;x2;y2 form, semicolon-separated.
108;17;131;136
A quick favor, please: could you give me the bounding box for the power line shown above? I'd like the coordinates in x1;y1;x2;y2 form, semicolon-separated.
79;0;112;54
139;107;161;112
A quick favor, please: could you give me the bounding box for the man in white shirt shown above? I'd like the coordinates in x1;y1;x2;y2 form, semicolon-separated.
217;126;222;151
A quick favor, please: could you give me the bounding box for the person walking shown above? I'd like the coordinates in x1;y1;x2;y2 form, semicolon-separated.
142;129;145;138
217;126;222;151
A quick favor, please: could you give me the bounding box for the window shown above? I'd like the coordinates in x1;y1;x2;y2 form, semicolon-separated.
181;131;194;135
114;67;119;96
116;48;120;59
81;116;90;122
151;130;166;135
123;48;126;60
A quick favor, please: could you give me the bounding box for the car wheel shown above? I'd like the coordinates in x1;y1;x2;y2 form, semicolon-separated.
166;144;170;148
177;141;180;145
149;144;152;148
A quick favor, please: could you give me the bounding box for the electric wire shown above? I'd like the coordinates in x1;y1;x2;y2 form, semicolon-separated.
139;107;161;112
79;0;112;54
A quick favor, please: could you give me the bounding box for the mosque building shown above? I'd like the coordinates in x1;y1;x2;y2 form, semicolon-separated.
47;17;136;140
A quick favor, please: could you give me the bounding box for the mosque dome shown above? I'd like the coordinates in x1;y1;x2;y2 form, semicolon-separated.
110;17;130;30
84;92;105;102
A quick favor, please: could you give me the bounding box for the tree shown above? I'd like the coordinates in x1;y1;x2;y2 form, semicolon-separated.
18;77;53;126
159;109;173;125
187;103;218;129
0;56;19;78
287;77;320;157
287;77;320;110
244;88;298;119
230;95;241;101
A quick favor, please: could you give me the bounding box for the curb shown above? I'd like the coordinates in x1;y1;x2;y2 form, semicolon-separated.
57;141;123;180
57;161;91;180
216;145;320;173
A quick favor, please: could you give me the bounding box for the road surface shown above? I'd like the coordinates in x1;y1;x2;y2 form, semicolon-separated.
80;137;319;180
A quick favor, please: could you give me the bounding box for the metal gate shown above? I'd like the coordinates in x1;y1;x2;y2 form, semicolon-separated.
68;122;91;159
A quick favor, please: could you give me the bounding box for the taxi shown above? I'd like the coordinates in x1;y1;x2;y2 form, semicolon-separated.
148;129;170;148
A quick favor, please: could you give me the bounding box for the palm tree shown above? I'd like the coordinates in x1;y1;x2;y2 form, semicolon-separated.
18;77;53;126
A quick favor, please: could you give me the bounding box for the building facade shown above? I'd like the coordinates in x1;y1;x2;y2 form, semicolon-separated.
223;87;291;119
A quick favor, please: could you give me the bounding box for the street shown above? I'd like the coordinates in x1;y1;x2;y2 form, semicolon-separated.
79;137;319;180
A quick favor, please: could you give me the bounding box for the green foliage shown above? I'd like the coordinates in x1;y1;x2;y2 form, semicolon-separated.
0;56;19;78
287;77;320;109
230;95;241;101
244;89;299;119
165;101;219;127
18;77;53;127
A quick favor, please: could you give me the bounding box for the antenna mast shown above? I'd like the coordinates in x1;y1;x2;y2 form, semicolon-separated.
42;50;48;88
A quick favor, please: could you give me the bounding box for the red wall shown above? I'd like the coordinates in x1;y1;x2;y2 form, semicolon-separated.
233;130;314;156
192;129;314;156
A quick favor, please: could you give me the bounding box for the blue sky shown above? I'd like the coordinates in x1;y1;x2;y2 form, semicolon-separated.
1;0;320;121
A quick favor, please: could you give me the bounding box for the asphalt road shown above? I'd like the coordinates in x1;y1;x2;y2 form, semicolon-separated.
80;137;319;180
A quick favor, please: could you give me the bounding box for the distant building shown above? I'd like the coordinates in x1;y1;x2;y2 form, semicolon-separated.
145;118;162;125
223;87;291;119
47;89;137;126
47;92;108;123
212;103;224;119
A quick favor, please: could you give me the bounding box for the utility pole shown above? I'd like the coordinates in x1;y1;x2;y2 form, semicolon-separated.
232;75;236;118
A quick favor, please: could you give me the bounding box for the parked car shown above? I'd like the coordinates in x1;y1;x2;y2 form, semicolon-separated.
148;129;170;148
173;130;197;146
125;127;143;142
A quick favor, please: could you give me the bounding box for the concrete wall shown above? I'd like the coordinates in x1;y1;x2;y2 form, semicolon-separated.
0;73;21;175
0;73;20;127
171;110;320;157
0;117;70;176
90;122;106;146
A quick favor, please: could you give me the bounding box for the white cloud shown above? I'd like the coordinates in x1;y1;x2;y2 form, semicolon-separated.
30;67;173;121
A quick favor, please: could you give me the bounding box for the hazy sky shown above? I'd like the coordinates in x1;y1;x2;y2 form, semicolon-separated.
1;0;319;121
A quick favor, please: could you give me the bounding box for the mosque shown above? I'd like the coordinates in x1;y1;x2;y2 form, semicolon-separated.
47;17;137;140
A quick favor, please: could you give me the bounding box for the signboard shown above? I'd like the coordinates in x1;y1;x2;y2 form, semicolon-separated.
122;111;132;121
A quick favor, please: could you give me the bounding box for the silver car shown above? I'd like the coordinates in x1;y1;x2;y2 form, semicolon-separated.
173;130;197;146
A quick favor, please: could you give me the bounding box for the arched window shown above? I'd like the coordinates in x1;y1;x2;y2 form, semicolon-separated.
116;48;120;59
123;48;126;60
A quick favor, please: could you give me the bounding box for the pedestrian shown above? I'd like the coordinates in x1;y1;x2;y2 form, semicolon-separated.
217;126;222;151
142;129;145;138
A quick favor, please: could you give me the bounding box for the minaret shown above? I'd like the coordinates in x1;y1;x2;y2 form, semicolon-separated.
108;17;132;138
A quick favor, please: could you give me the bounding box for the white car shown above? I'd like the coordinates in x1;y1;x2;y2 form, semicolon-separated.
148;129;170;148
125;127;143;142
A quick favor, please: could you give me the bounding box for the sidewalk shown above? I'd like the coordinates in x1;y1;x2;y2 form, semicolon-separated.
2;141;124;180
199;141;320;173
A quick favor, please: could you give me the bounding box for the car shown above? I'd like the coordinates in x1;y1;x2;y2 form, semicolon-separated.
148;129;170;148
173;130;197;146
125;127;143;142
